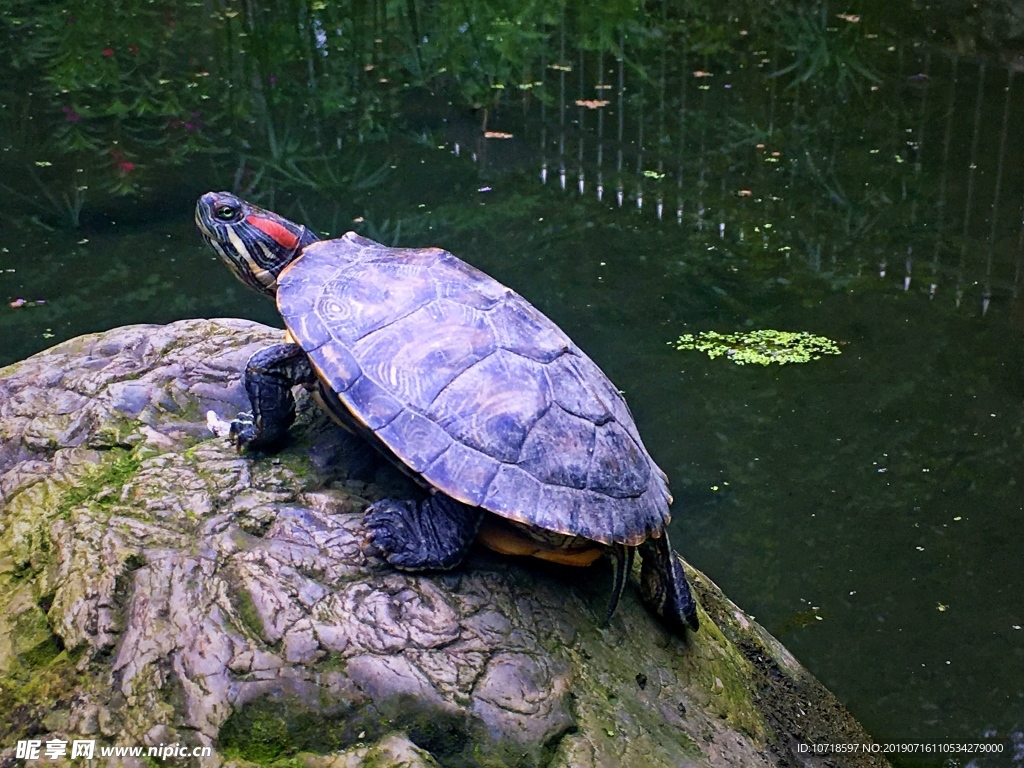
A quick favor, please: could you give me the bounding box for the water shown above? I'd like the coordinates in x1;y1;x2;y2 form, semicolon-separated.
1;1;1022;762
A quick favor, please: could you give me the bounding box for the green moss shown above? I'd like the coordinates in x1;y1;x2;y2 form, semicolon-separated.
316;651;348;673
19;633;63;669
250;450;317;494
217;698;344;764
219;692;469;767
673;730;701;755
259;759;308;768
274;452;313;480
231;585;266;641
672;329;841;365
219;701;292;763
92;417;145;449
56;448;142;518
10;601;61;671
0;650;82;741
682;602;768;738
171;393;205;424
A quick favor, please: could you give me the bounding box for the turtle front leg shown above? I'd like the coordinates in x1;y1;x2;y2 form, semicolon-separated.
364;495;485;571
208;343;315;450
639;531;700;634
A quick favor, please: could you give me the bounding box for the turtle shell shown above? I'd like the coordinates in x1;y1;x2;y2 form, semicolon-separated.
277;232;672;546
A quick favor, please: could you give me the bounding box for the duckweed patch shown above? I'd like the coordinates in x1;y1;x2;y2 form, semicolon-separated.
672;330;842;365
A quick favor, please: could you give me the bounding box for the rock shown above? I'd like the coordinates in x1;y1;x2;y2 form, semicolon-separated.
0;319;887;768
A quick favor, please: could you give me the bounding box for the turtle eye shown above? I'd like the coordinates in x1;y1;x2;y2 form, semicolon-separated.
213;204;239;221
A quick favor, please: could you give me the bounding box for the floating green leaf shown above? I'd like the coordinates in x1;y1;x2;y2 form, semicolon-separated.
672;330;841;366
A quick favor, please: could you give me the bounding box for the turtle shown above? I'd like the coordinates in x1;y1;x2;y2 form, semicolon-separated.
195;191;699;635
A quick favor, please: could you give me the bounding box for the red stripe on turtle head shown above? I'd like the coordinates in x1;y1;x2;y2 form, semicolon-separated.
246;214;300;250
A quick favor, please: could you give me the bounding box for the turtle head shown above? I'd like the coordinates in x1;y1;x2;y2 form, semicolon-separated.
195;191;319;296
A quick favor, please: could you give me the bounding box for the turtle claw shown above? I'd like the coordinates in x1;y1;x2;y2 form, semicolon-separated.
364;500;415;567
364;496;484;571
227;412;257;449
206;410;257;451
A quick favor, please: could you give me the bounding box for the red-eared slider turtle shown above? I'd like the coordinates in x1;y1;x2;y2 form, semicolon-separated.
195;191;698;634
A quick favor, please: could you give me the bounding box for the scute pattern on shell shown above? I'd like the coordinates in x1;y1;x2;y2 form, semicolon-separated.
277;233;671;545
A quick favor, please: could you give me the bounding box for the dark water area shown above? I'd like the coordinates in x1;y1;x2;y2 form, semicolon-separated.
2;0;1023;764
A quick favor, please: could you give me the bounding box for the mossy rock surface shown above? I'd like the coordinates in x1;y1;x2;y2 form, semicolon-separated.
0;319;887;768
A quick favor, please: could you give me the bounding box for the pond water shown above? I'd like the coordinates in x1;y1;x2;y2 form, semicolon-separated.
2;1;1023;764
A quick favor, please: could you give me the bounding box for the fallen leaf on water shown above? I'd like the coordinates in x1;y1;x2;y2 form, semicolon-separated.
693;70;713;77
484;131;513;139
575;99;610;109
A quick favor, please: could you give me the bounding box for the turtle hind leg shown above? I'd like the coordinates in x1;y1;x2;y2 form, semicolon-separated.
603;543;635;624
639;531;700;634
365;495;485;571
211;343;316;450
